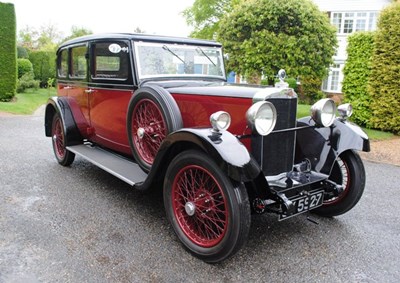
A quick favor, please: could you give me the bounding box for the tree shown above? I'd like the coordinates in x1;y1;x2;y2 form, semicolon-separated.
183;0;237;39
217;0;337;101
342;32;374;127
18;24;61;51
368;2;400;134
62;26;92;43
133;27;146;34
0;2;17;101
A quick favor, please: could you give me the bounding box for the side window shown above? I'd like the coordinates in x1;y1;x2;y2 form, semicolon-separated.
92;42;129;80
58;49;68;78
71;45;87;79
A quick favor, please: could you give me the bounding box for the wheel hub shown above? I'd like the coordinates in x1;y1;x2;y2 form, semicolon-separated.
185;202;196;216
137;128;145;139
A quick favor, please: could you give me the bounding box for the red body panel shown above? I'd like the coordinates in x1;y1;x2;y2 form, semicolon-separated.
88;87;133;155
171;93;252;149
61;84;254;154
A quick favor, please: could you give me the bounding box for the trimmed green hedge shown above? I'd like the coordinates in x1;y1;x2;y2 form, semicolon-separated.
342;32;374;127
29;50;56;87
0;2;17;101
17;58;33;78
369;2;400;134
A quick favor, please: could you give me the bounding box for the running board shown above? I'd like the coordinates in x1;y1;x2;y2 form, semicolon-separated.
66;144;147;186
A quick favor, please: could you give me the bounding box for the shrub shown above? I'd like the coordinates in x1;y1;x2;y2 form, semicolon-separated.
17;46;29;59
29;50;56;87
262;77;299;91
368;2;400;134
17;58;33;78
297;75;324;104
342;32;374;127
0;2;17;101
17;72;39;93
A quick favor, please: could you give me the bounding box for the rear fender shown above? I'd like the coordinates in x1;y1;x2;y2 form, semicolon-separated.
44;97;82;146
296;117;370;175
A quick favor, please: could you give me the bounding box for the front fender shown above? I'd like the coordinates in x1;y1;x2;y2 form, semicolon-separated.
135;128;261;190
44;97;82;146
296;117;370;175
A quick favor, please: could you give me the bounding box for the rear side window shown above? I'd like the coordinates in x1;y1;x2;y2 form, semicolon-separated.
58;49;68;78
92;42;129;80
71;46;87;79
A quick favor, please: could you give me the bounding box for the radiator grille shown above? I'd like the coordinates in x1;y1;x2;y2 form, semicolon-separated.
252;97;297;176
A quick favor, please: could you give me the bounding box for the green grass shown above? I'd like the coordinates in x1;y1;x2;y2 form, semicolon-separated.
297;104;311;118
362;128;394;140
297;104;395;141
0;88;55;115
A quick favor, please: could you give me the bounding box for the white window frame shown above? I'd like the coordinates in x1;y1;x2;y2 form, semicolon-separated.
331;11;378;34
322;64;343;93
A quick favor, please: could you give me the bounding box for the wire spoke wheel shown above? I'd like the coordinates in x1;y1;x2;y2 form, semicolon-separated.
127;87;183;172
52;116;66;160
313;150;365;217
51;113;75;166
172;165;228;247
324;156;350;205
164;150;251;263
131;99;167;165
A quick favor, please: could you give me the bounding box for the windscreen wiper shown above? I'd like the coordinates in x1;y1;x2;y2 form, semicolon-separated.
196;47;216;66
162;45;185;65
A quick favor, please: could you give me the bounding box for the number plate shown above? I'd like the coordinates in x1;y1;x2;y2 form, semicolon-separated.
279;190;324;221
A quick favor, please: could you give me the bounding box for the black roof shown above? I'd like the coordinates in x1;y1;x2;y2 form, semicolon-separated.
58;33;222;50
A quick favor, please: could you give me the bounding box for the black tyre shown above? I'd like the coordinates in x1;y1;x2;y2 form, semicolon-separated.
313;150;366;217
127;86;182;172
51;113;75;166
164;150;251;263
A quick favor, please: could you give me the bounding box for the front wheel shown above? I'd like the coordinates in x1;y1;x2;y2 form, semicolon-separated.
163;150;251;263
51;113;75;166
313;150;366;217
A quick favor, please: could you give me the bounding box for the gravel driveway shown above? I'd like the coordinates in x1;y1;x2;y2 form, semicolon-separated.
0;112;399;282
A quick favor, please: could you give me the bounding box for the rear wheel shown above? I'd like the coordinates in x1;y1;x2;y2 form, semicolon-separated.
51;113;75;166
313;150;365;217
164;150;251;263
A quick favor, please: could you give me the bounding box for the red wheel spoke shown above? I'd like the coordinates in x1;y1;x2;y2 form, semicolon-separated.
132;99;167;165
172;165;228;248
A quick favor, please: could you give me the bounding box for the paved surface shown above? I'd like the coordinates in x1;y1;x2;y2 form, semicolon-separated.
0;114;399;283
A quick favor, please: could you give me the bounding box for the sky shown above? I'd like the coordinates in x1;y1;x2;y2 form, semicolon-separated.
6;0;195;38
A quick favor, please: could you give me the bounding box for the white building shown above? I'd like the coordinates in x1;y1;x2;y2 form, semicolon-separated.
312;0;391;94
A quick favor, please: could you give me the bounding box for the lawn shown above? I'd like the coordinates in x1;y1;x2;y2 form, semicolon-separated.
0;88;56;115
296;104;394;140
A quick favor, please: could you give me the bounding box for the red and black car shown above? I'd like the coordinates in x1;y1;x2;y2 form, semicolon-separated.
44;33;370;263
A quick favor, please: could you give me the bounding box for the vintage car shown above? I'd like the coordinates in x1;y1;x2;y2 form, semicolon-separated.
45;33;369;263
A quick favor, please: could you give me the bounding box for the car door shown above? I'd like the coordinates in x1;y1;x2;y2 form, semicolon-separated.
62;44;91;137
88;40;134;155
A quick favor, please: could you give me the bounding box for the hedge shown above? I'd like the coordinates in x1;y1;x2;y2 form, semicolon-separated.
368;2;400;134
0;2;17;101
342;32;374;127
17;58;33;78
29;50;56;87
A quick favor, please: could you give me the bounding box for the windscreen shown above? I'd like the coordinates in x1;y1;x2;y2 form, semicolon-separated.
134;41;225;80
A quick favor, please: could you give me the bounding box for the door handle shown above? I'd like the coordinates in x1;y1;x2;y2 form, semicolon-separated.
62;86;72;90
85;89;95;94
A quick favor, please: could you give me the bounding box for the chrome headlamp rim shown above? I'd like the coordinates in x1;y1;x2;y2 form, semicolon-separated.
246;101;277;136
337;103;353;119
210;111;231;132
311;98;336;127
